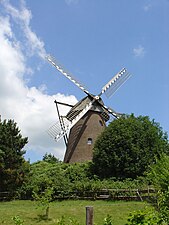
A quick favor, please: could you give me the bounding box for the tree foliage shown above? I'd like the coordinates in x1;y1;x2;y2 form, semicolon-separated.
148;153;169;191
126;154;169;225
43;153;61;164
0;119;28;191
147;154;169;223
18;160;147;200
126;207;162;225
33;187;54;220
92;114;169;179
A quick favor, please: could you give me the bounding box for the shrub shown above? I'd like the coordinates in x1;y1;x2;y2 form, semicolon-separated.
125;207;162;225
32;187;54;220
103;214;114;225
12;216;24;225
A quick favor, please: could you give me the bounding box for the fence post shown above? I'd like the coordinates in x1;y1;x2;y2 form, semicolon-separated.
86;206;93;225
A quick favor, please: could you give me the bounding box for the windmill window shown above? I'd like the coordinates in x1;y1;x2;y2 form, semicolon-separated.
99;120;103;126
87;138;93;145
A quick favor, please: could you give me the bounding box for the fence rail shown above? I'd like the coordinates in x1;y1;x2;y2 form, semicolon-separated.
0;188;156;201
0;192;15;201
52;188;156;201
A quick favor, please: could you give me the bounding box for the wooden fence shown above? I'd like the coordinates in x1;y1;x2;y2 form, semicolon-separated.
0;188;155;201
52;188;156;201
0;192;15;201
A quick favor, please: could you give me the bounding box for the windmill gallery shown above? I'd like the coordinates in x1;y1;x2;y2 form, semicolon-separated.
46;55;131;163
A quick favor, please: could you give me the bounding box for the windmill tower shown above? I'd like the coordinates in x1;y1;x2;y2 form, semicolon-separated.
46;55;131;163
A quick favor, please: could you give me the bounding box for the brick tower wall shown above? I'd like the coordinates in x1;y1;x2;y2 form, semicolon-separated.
64;111;106;163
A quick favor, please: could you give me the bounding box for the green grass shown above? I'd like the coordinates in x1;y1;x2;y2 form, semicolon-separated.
0;200;151;225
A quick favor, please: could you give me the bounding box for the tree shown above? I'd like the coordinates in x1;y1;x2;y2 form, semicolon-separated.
42;153;61;163
92;114;169;179
33;187;54;220
0;119;28;191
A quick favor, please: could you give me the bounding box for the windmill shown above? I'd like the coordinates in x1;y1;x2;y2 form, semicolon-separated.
46;55;131;163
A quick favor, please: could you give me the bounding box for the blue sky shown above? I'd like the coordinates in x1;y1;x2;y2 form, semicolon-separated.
0;0;169;162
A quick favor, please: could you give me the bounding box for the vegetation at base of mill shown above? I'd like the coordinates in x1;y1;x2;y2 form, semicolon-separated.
1;115;169;198
0;116;169;224
92;114;169;179
17;160;149;200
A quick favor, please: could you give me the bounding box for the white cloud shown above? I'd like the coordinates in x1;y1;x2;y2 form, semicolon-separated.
0;1;77;162
133;45;145;58
2;0;46;58
143;3;152;12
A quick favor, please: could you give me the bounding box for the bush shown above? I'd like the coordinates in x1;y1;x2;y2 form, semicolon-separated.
148;153;169;191
32;187;54;220
126;153;169;225
147;154;169;223
56;216;80;225
18;160;148;200
12;216;24;225
103;214;113;225
126;208;163;225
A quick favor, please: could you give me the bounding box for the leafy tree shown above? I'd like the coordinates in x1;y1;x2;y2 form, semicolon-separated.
43;153;61;163
33;187;54;220
0;119;28;191
92;114;169;179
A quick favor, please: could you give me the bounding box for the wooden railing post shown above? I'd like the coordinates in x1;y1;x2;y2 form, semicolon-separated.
86;206;93;225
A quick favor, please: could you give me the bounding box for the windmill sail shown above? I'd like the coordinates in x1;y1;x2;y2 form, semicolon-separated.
46;55;90;96
47;100;93;142
100;68;131;98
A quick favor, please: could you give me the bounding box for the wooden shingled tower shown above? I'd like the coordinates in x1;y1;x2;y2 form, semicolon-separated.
46;55;131;163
